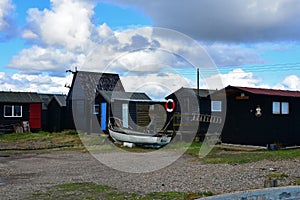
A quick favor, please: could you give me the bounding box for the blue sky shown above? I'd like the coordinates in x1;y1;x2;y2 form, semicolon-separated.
1;0;300;97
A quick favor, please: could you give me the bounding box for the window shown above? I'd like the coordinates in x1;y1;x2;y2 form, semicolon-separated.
272;102;280;114
4;105;22;117
211;101;222;112
281;102;289;114
93;104;99;114
272;101;289;115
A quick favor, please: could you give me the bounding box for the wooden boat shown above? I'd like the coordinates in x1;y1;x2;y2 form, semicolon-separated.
108;118;172;148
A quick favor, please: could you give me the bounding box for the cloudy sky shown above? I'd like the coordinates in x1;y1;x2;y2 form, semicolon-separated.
1;0;300;99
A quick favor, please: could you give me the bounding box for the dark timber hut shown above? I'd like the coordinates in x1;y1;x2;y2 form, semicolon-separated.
66;71;125;133
165;87;223;139
222;85;300;146
0;91;42;133
47;95;67;132
39;93;67;131
94;91;154;132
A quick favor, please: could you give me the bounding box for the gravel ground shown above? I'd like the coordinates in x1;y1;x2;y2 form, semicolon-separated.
0;150;299;199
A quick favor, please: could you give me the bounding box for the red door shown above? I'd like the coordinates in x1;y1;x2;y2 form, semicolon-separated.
29;103;41;129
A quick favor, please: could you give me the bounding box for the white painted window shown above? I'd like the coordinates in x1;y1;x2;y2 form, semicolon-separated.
272;101;289;115
4;105;22;117
211;101;222;112
272;102;280;114
93;104;99;114
281;102;289;114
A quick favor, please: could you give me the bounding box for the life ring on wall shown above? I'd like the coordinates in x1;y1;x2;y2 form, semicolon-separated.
165;99;175;112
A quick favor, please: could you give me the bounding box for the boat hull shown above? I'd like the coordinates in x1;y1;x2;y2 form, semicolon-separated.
109;129;171;147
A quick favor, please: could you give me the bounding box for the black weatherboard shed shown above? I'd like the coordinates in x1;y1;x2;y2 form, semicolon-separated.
95;90;154;132
0;91;42;132
38;93;67;131
66;71;125;133
66;70;164;133
222;85;300;146
47;95;67;132
165;87;222;139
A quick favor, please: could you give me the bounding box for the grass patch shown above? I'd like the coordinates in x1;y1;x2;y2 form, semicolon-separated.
182;143;300;164
29;182;213;200
267;173;289;179
293;179;300;185
0;130;83;151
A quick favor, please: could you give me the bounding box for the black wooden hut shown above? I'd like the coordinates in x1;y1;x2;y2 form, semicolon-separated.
165;87;222;139
222;85;300;146
66;71;168;134
46;95;67;132
0;91;42;132
95;91;167;131
38;93;67;131
66;71;125;133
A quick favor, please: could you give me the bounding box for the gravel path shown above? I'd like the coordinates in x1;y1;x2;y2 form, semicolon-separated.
0;150;299;199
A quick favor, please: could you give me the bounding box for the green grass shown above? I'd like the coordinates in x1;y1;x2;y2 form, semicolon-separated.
0;130;83;151
29;182;213;200
182;143;300;164
293;179;300;185
267;173;289;179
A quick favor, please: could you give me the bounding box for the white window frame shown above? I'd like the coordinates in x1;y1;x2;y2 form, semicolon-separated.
272;101;289;115
211;101;222;112
281;102;289;115
4;105;23;117
272;102;281;114
93;104;100;114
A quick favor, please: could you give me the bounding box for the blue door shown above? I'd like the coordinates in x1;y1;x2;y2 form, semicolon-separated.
101;102;107;130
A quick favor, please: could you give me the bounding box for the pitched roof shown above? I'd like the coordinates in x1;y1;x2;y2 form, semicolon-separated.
165;87;215;99
39;94;67;109
99;91;151;102
52;95;67;107
228;86;300;98
68;71;125;101
0;92;42;103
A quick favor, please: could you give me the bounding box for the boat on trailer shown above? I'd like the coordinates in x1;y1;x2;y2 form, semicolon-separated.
108;118;172;148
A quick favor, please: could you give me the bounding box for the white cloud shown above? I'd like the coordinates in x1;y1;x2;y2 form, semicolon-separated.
0;0;14;31
21;29;38;39
24;0;95;50
274;75;300;90
121;72;194;99
203;68;270;89
0;72;72;94
0;0;15;40
7;45;85;75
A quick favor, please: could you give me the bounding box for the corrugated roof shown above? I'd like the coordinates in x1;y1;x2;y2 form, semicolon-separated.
229;86;300;98
99;91;151;102
0;92;42;103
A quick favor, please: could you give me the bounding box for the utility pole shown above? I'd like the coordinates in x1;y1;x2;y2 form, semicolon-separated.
197;68;200;97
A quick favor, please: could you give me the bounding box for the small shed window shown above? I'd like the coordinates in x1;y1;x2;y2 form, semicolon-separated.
93;104;99;114
281;102;289;114
4;105;22;117
272;101;289;115
272;102;280;114
211;101;222;112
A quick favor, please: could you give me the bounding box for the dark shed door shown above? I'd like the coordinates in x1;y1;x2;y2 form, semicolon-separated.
29;103;41;129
